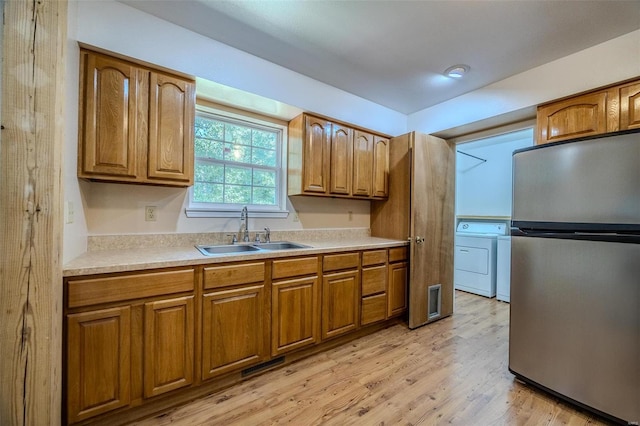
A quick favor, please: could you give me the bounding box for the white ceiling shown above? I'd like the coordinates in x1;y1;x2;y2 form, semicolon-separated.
121;0;640;115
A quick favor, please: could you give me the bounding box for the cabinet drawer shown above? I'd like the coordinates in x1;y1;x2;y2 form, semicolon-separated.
67;269;194;308
272;257;318;280
361;294;387;326
362;265;387;296
204;262;265;289
323;252;359;272
362;249;387;267
389;246;408;263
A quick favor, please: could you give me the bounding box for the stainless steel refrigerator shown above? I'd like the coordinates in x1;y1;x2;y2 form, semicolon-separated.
509;130;640;424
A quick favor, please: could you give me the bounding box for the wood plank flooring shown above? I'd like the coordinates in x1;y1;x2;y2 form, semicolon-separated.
133;291;611;425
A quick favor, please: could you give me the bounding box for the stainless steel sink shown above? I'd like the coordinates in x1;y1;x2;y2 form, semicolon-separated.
254;241;310;250
196;241;310;256
196;244;261;256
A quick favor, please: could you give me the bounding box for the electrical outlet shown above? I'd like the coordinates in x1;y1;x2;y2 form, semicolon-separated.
65;201;74;224
145;206;157;222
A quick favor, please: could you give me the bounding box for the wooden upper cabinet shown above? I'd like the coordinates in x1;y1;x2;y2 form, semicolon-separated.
352;130;373;197
536;91;608;144
329;124;353;195
148;72;195;184
79;52;142;178
536;77;640;145
288;113;389;200
303;116;331;193
372;136;389;198
78;48;195;186
619;81;640;131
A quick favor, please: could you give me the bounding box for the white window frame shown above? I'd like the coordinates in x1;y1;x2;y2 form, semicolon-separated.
186;105;289;218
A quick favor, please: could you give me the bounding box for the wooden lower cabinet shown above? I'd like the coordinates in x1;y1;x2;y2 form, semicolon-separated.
202;285;267;379
322;270;359;340
64;248;408;424
388;261;408;317
271;276;319;356
144;296;194;397
67;306;131;424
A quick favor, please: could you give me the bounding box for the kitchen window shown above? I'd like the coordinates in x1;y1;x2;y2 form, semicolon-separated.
186;107;288;218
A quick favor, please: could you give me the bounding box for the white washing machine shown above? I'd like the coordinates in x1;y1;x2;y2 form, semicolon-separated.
454;221;507;298
496;235;511;302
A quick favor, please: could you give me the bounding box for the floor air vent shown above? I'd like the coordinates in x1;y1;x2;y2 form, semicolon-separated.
241;356;285;377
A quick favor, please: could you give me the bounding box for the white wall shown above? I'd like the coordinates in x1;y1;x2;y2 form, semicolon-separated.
409;29;640;134
456;129;533;217
63;1;87;262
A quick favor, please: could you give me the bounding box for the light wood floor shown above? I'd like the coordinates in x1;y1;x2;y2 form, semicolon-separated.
134;291;611;426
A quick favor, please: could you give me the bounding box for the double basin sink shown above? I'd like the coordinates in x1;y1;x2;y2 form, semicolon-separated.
196;241;310;256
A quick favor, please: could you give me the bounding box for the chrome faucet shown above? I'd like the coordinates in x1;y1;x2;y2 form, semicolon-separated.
264;227;271;243
238;206;250;242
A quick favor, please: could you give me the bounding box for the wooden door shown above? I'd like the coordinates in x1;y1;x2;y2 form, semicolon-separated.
79;51;142;179
202;285;266;380
302;116;331;194
143;296;194;398
388;261;408;317
329;124;353;195
67;306;131;423
147;72;195;185
408;133;455;328
271;276;319;356
536;92;608;144
321;270;359;340
619;81;640;131
352;130;373;196
372;136;389;198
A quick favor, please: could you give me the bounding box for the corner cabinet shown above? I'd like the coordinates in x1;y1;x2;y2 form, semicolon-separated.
78;48;195;186
536;76;640;145
288;113;389;200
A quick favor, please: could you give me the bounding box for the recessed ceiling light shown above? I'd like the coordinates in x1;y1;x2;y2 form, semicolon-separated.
444;64;470;78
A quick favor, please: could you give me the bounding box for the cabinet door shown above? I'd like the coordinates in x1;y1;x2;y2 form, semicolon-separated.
79;52;143;178
322;270;359;340
619;81;640;131
303;116;331;194
536;92;608;144
272;276;319;356
143;296;194;398
372;136;389;198
202;285;266;380
388;262;408;317
329;124;353;195
352;130;373;196
67;306;131;423
148;72;195;184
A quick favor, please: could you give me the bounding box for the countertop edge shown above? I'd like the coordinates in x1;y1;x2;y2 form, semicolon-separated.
63;239;409;277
